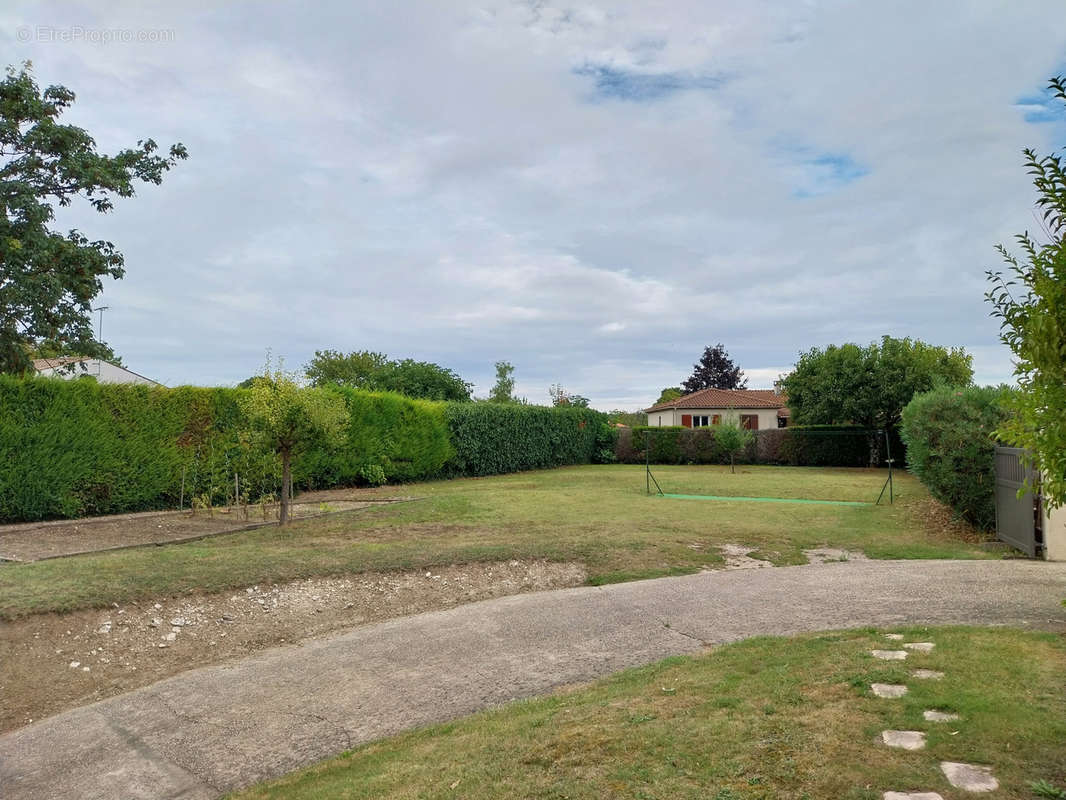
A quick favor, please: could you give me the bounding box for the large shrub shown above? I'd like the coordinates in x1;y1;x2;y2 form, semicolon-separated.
900;385;1010;530
444;403;605;477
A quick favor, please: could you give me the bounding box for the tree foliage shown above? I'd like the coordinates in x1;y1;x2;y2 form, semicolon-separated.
305;349;472;402
781;336;973;429
549;383;590;407
681;344;746;393
655;387;682;405
714;417;755;473
0;63;187;374
900;384;1010;530
986;75;1066;508
488;360;517;403
607;409;647;427
238;360;347;524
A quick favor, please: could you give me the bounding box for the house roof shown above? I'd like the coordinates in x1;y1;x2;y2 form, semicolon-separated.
646;387;788;413
31;356;89;370
32;356;163;386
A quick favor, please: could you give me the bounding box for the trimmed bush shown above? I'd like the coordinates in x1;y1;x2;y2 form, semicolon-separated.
0;378;599;522
761;425;872;467
900;385;1009;531
443;403;605;477
618;424;874;468
295;388;452;488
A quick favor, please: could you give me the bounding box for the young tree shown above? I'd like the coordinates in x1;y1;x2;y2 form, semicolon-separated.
986;75;1066;508
488;360;517;403
238;360;348;525
0;64;187;374
714;418;754;474
682;344;747;392
781;336;972;429
655;387;683;405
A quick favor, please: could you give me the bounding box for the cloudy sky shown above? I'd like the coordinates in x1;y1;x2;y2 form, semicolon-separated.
5;1;1066;408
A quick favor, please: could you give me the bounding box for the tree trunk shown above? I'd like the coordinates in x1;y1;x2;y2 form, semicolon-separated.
730;453;735;474
280;450;291;526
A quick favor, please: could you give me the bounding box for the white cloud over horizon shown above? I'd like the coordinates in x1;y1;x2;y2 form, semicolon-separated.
4;1;1065;409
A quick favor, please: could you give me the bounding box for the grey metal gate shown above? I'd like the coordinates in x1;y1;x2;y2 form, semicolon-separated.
994;447;1041;558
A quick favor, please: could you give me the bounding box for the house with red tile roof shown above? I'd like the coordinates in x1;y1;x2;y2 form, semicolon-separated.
644;387;789;430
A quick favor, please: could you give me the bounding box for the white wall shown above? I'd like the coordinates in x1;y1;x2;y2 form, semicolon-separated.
648;408;782;429
1044;502;1066;561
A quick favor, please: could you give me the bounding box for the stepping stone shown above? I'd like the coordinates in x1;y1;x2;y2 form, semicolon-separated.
940;762;998;792
872;649;908;660
903;642;935;653
883;633;905;640
884;793;944;800
911;669;944;680
882;730;926;750
871;683;909;698
924;710;960;722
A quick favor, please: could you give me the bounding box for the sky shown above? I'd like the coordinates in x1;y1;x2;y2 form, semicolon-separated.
4;1;1066;409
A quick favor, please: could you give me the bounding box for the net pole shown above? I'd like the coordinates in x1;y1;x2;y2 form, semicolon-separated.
645;430;650;495
884;429;894;504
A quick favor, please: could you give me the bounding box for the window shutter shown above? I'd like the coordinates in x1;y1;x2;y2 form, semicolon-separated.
681;414;692;428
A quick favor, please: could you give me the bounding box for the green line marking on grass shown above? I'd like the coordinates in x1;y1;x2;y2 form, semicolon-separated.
658;493;869;507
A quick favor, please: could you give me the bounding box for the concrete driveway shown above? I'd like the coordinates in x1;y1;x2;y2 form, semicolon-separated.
2;559;1065;800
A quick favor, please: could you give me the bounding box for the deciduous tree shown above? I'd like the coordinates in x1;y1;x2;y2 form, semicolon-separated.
238;360;347;525
655;387;682;405
781;336;972;429
488;360;517;403
0;63;187;374
986;75;1066;508
304;349;472;401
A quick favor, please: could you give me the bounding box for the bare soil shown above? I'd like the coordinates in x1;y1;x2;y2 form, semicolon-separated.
0;494;413;562
0;559;586;733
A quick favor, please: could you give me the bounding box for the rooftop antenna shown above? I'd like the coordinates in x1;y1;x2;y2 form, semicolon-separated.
92;306;109;375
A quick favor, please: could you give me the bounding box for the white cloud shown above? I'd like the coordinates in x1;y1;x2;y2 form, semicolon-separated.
5;0;1065;405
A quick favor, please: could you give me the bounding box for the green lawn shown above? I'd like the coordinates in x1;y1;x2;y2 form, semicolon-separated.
0;465;990;619
229;626;1066;800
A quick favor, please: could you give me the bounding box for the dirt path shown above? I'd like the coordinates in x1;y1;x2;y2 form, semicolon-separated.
0;559;585;733
2;559;1064;800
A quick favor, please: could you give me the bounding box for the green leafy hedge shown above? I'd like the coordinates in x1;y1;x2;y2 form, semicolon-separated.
900;385;1009;531
443;403;606;477
615;424;877;467
0;378;602;522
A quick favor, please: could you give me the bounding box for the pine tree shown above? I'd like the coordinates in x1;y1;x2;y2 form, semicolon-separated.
681;344;747;393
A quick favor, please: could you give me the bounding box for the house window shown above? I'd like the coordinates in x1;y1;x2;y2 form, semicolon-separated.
740;414;759;430
692;415;710;427
777;417;788;428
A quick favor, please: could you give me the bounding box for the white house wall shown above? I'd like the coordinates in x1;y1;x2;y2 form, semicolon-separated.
648;408;780;429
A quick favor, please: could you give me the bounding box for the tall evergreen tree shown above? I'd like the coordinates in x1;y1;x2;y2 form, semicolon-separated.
682;344;747;393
